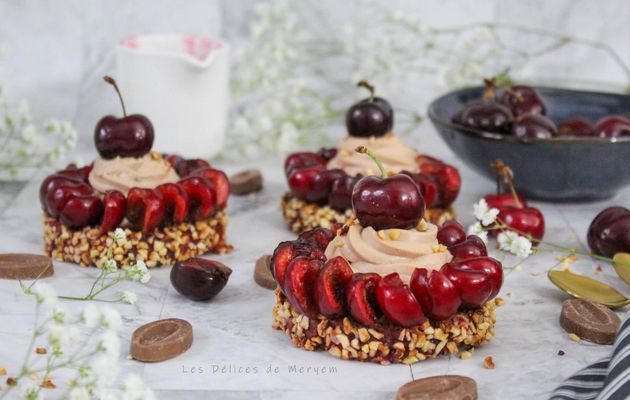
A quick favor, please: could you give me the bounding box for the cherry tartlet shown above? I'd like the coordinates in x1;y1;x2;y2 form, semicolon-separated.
41;76;232;268
281;82;461;233
271;149;502;364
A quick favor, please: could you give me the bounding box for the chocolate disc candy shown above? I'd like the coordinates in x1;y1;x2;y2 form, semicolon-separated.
229;169;263;195
560;299;620;345
131;318;193;362
397;375;477;400
0;254;54;280
254;254;276;290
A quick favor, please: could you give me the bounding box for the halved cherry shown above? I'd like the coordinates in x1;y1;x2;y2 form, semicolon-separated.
174;158;210;177
441;256;503;308
418;158;461;207
101;190;126;232
292;239;326;261
410;268;461;320
284;152;326;175
156;183;190;224
271;241;297;292
126;188;166;232
283;256;323;318
298;227;334;250
376;273;426;327
448;235;487;259
437;220;466;247
179;176;216;220
40;175;88;211
288;164;325;200
346;273;382;327
190;167;230;208
44;183;93;218
401;171;440;208
59;195;104;229
315;256;354;318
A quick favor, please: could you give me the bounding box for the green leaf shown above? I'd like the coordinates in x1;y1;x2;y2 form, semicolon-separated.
613;252;630;286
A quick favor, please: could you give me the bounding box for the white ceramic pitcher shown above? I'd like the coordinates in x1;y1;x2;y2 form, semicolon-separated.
116;34;230;159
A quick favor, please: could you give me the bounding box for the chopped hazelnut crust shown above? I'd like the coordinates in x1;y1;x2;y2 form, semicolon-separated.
272;289;496;365
43;211;232;268
280;193;455;234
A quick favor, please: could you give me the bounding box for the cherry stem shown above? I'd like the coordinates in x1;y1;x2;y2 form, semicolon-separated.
490;159;523;208
356;146;387;178
103;75;127;117
357;80;375;102
482;77;497;101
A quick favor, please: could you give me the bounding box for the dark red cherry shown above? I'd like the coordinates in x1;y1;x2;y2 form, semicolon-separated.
499;206;545;241
448;235;488;259
59;195;104;229
101;190;126;232
316;147;338;162
307;169;346;203
284;152;326;175
345;81;393;137
94;76;154;159
328;174;359;211
457;101;513;133
401;171;440;208
410;268;461;320
512;113;557;139
484;193;527;210
499;85;546;116
558;117;594;137
288;164;325;200
594;116;630;138
170;258;232;301
437;220;466;247
587;206;630;257
44;183;93;218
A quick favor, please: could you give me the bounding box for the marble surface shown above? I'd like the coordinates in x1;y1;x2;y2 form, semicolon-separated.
0;154;629;400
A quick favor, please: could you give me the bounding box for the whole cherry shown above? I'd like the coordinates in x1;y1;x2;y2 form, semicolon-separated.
345;81;394;138
328;174;359;211
94;76;154;159
558;117;594;137
594;115;630;138
456;79;513;133
352;146;425;230
437;220;466;247
59;195;104;229
499;85;546;116
410;268;461;320
170;258;232;301
512;113;557;139
587;207;630;257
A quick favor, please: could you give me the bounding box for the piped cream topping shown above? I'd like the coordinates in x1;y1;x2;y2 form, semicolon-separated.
324;222;452;283
326;134;419;177
88;153;180;196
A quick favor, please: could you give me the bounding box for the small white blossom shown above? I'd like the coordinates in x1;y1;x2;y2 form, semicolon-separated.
473;198;499;226
32;282;57;307
51;306;67;325
103;259;118;272
100;307;122;331
497;231;533;258
22;383;43;400
113;228;127;243
68;387;90;400
81;304;101;328
120;291;137;305
467;222;489;244
48;324;80;351
91;355;119;388
97;330;121;356
123;374;156;400
497;231;519;252
126;260;151;284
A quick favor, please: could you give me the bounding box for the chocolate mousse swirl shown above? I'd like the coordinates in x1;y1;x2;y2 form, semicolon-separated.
89;154;180;196
325;223;452;282
326;134;419;177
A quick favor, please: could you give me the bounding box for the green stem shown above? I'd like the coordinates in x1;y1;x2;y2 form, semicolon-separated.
355;146;387;178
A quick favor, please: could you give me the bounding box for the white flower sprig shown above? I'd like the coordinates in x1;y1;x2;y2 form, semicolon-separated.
0;287;156;399
21;258;150;304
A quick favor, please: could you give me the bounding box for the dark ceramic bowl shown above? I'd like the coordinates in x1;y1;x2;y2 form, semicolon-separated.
428;86;630;202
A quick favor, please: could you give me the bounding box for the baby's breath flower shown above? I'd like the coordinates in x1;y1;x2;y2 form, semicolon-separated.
97;330;121;356
497;231;533;258
473;199;499;226
126;260;150;283
103;259;118;272
32;282;57;307
48;324;80;353
123;374;156;400
120;291;137;305
497;231;519;252
113;228;127;243
91;355;119;388
68;387;90;400
51;306;67;325
100;307;122;332
81;304;101;328
467;222;489;244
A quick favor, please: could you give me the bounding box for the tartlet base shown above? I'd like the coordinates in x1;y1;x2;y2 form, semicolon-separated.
272;289;496;365
43;211;232;268
281;193;455;234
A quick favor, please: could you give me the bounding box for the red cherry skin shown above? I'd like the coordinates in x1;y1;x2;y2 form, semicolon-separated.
401;171;440;208
587;206;630;257
59;195;104;229
179;176;216;220
316;147;338;162
40;175;89;213
458;101;513;133
298;227;334;250
101;190;126;232
484;193;527;210
499;206;545;241
156;183;190;224
271;241;297;293
170;258;232;301
346;273;382;327
56;164;93;184
448;235;488;259
512;113;558;139
126;188;166;232
352;174;425;230
558;117;594;137
94;114;154;159
437;220;466;247
307;169;346;203
329;174;359;210
315;256;354;318
418;158;461;207
594;116;630;138
441;263;491;308
283;256;322;318
190;167;230;208
284;152;326;175
499;85;546;116
165;154;184;168
44;183;93;218
288;165;325;200
376;273;426;327
410;268;461;320
174;158;211;177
